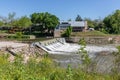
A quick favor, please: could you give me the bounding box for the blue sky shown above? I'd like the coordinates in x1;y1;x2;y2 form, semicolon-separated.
0;0;120;20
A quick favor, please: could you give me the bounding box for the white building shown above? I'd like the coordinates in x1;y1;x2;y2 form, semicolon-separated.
54;21;88;37
56;21;88;32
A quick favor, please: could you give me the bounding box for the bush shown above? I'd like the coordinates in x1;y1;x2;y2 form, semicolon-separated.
15;32;23;39
61;26;72;37
0;53;120;80
7;33;30;40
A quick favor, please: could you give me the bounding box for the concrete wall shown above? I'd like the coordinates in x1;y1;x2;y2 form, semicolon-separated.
66;36;120;44
54;30;61;37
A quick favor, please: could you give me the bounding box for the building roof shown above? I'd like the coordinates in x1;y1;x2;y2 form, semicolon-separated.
59;21;86;27
68;21;85;27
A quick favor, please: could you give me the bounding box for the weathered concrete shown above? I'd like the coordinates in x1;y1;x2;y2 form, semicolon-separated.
66;36;120;44
0;41;45;57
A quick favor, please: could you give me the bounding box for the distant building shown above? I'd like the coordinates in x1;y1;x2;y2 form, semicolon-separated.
56;21;88;32
54;21;88;37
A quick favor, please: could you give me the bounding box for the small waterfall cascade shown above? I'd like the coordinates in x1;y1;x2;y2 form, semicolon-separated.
31;38;80;54
31;38;118;54
31;38;119;73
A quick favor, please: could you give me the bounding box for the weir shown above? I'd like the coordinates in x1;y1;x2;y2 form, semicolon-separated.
32;38;117;56
31;38;119;73
32;38;80;54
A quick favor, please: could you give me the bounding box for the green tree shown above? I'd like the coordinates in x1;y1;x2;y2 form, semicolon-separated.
0;21;3;26
84;18;95;28
31;12;59;34
62;26;72;37
0;12;17;29
17;16;32;28
8;16;32;33
103;10;120;34
78;38;91;69
8;12;16;25
93;19;104;30
75;15;83;21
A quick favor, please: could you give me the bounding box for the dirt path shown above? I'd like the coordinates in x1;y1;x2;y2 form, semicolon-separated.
0;41;28;48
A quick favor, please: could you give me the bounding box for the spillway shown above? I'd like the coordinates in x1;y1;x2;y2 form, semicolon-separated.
32;38;117;56
31;38;119;73
32;38;80;54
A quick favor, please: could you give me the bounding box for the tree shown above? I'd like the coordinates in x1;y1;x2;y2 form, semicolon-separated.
75;15;83;21
103;10;120;34
84;18;95;28
62;26;72;37
0;21;3;26
8;16;32;33
8;12;16;24
17;16;32;28
68;19;72;21
0;12;16;27
31;12;59;34
93;18;104;31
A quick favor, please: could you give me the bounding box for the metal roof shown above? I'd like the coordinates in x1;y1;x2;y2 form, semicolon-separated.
68;21;85;27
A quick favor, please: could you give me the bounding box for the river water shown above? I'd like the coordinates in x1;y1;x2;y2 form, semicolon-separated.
48;44;118;67
33;38;119;73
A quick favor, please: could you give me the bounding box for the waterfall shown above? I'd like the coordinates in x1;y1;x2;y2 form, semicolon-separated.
32;38;80;54
32;38;117;55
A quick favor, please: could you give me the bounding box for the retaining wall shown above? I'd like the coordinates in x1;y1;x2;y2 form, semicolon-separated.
66;36;120;44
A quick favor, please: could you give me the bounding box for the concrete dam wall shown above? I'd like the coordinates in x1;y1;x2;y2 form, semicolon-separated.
30;38;120;73
32;38;117;55
32;38;80;54
66;36;120;44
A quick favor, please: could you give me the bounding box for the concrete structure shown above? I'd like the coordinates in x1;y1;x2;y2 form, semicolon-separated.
54;21;87;37
32;38;117;55
56;21;87;31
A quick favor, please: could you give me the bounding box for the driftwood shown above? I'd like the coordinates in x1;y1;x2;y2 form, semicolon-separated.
6;47;16;56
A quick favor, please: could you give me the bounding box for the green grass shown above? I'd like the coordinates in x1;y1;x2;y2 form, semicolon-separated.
71;31;108;37
0;53;120;80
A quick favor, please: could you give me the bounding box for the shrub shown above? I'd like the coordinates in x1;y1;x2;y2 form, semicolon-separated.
0;52;120;80
61;26;72;37
15;32;23;39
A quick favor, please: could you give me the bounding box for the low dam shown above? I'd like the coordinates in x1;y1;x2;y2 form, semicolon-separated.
32;38;117;55
0;39;119;73
32;38;119;73
32;38;80;54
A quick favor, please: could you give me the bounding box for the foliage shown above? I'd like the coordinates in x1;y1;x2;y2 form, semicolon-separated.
93;19;104;31
0;21;3;26
0;53;120;80
62;26;72;37
31;12;59;34
8;12;16;25
71;30;107;37
103;10;120;34
15;32;23;39
75;15;83;21
0;13;32;34
78;38;91;65
84;18;95;28
0;12;16;27
7;33;30;40
112;46;120;74
14;16;32;28
84;18;105;32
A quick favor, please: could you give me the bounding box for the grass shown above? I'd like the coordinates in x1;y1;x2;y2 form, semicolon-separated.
0;53;120;80
71;31;108;37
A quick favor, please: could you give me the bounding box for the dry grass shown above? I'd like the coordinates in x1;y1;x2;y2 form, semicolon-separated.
71;31;107;37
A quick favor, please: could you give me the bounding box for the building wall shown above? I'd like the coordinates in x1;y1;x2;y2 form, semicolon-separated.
54;30;61;37
54;21;88;37
72;27;84;32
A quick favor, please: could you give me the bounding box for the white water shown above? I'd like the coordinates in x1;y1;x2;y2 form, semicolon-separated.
32;38;119;71
33;38;117;55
